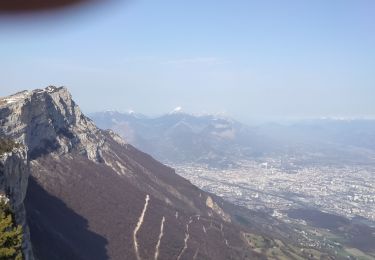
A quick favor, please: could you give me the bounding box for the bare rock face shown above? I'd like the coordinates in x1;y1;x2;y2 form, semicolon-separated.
206;195;231;223
0;86;263;260
0;147;33;260
0;86;104;162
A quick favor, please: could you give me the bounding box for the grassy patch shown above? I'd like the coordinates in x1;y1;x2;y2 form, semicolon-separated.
0;138;21;155
243;232;333;260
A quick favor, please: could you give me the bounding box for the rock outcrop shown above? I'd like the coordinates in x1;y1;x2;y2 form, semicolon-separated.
0;86;105;162
0;146;33;260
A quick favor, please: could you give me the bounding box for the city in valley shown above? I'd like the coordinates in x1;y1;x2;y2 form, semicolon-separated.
173;158;375;256
173;160;375;223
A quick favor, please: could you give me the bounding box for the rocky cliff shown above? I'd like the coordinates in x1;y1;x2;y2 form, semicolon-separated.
0;146;33;260
0;86;105;162
0;86;264;259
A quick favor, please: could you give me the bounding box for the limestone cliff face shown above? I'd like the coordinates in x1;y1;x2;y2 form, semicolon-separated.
0;86;105;162
0;147;33;260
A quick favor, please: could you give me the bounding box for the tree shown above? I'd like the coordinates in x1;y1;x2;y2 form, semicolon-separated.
0;201;23;260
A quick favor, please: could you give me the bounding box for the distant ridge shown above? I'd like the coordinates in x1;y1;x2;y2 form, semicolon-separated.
90;110;375;168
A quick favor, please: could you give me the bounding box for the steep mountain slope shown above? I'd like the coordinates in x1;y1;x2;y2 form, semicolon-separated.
0;87;265;260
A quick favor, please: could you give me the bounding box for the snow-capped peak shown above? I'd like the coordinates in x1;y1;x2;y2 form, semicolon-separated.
170;106;183;114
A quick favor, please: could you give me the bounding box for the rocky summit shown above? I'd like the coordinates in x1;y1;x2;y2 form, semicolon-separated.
0;86;263;259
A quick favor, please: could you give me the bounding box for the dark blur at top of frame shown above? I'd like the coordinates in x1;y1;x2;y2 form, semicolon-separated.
0;0;116;15
0;0;122;26
0;0;93;12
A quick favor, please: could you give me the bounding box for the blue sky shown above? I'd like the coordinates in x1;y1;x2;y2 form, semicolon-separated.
1;0;374;121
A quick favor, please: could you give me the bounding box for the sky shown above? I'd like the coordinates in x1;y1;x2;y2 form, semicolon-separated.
0;0;374;122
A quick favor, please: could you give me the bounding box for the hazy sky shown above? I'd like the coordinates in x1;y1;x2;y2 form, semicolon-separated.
1;0;374;121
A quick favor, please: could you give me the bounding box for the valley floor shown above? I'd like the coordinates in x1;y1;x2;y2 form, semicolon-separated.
171;159;375;259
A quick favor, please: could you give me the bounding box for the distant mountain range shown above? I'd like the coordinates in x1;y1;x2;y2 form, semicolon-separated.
90;111;375;168
91;110;267;168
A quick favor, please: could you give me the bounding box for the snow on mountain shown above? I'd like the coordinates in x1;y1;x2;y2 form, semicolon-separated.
170;106;183;114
